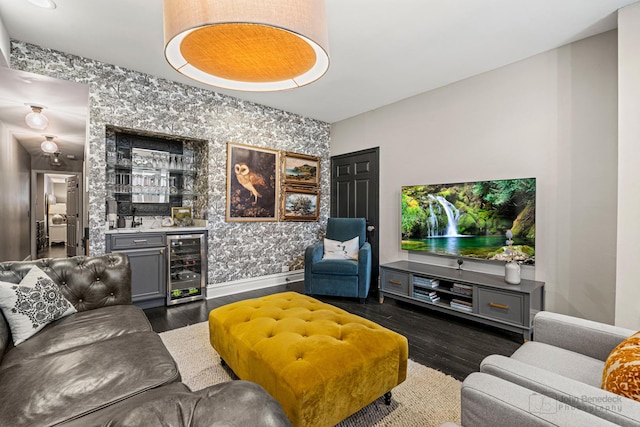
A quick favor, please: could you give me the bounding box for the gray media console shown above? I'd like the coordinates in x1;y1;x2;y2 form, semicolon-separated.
379;260;545;340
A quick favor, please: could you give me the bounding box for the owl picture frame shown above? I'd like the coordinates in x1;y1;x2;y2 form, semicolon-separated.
226;142;279;222
283;152;320;187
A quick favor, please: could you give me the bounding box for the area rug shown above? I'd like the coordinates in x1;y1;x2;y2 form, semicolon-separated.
160;322;461;427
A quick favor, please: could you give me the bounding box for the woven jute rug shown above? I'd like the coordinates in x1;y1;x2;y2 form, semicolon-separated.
160;322;461;427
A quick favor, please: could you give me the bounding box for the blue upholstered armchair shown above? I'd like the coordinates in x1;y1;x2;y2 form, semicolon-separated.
304;218;372;302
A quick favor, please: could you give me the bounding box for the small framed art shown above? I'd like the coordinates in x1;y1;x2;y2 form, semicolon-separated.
282;187;320;221
283;152;320;187
171;206;192;227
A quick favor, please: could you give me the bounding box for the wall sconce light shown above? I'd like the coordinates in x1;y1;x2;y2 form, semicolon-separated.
40;135;58;154
25;105;49;130
163;0;330;91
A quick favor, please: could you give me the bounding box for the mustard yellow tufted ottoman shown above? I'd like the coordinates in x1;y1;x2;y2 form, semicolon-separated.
209;291;408;427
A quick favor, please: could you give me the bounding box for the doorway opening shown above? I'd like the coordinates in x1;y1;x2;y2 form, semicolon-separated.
31;171;83;260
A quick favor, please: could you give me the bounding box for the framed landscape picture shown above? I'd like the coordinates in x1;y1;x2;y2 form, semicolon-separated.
226;142;279;222
282;187;320;221
171;206;192;227
283;152;320;187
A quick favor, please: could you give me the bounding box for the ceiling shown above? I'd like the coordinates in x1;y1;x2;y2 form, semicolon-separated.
0;66;88;162
0;0;637;159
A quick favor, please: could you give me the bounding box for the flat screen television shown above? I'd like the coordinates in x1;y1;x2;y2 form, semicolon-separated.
401;178;536;265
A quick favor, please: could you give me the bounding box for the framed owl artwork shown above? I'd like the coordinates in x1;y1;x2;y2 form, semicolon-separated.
226;142;279;222
283;152;320;186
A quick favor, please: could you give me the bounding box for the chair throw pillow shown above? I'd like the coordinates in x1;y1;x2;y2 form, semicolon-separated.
0;265;77;345
601;330;640;402
322;236;359;260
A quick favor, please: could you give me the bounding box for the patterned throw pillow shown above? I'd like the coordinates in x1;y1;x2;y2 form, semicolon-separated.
602;330;640;402
322;236;360;260
0;265;77;345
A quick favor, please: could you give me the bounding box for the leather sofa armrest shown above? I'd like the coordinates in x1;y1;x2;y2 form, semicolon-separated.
480;355;640;426
59;381;291;427
462;372;619;427
191;381;291;426
533;311;635;361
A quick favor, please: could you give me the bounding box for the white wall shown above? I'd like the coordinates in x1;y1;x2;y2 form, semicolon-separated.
0;12;9;67
331;31;618;324
0;121;31;261
616;2;640;329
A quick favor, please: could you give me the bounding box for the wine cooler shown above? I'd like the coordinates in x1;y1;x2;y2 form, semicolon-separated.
166;233;206;305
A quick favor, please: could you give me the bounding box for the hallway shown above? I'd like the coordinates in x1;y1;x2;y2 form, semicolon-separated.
37;243;66;260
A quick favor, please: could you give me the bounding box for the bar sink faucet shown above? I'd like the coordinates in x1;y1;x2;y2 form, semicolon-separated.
131;208;143;228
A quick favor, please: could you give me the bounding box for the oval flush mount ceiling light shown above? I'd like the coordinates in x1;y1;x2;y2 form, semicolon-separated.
163;0;330;92
25;105;49;130
26;0;57;9
40;135;58;154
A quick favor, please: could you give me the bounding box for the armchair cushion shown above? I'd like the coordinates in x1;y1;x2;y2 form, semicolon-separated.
312;259;358;276
602;330;640;402
323;236;359;260
0;266;76;345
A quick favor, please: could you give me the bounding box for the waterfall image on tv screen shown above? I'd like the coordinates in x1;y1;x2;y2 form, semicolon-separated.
401;178;536;264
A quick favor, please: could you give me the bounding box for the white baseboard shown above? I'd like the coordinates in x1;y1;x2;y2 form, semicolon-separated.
206;270;304;299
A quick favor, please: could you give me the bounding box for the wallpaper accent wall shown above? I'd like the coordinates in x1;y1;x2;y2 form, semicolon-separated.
10;41;331;285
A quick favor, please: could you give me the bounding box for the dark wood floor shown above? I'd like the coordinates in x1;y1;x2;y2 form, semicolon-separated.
37;243;67;259
144;282;522;381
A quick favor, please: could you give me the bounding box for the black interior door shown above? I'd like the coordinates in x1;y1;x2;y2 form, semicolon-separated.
66;175;79;257
330;148;380;295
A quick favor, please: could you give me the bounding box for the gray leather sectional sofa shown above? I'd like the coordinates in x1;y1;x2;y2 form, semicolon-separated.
0;253;290;427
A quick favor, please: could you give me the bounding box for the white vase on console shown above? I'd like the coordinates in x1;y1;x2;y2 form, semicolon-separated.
505;261;521;285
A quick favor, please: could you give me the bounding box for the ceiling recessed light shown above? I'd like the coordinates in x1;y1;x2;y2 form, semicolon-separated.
27;0;57;9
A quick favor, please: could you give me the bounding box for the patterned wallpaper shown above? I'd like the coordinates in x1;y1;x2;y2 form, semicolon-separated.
10;41;331;285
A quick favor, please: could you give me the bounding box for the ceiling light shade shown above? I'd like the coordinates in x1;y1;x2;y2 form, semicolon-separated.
25;105;49;130
41;136;58;154
163;0;330;91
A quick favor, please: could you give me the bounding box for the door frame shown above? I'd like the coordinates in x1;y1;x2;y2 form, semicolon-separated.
30;170;83;260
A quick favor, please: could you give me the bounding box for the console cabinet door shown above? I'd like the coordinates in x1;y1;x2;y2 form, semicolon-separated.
122;247;166;308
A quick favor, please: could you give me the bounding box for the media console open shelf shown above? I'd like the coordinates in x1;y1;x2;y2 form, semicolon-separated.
380;261;545;340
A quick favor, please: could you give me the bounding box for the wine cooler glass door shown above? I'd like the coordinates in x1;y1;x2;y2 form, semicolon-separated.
167;233;206;305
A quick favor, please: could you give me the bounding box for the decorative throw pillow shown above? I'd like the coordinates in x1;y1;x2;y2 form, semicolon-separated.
0;266;77;345
322;236;360;260
602;330;640;402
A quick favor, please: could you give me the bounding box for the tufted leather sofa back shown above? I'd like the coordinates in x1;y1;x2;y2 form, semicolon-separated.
0;253;132;360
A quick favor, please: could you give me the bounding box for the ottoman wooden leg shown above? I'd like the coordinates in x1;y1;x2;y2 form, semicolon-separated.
384;391;392;405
